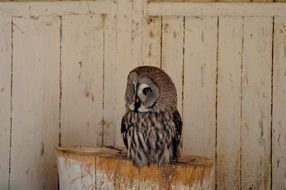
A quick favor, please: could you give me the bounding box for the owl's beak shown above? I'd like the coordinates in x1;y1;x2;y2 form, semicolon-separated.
134;96;141;112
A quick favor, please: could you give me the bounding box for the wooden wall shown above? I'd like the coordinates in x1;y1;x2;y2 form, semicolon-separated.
0;1;286;190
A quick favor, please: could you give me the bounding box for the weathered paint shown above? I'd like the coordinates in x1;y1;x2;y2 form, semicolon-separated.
161;16;184;115
61;15;104;147
241;17;272;190
272;17;286;190
10;16;60;189
217;17;243;190
183;17;217;163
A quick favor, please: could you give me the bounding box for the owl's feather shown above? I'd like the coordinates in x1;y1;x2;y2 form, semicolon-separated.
121;110;182;166
122;66;183;167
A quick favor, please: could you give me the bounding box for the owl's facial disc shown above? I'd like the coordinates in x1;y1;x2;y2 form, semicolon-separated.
131;82;159;112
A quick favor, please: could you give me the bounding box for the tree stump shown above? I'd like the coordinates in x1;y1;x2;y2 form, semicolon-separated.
56;147;214;190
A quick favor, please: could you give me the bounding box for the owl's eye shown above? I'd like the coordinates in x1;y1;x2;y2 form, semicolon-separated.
143;87;152;95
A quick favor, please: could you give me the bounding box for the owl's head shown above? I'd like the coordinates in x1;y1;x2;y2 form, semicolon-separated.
125;66;177;113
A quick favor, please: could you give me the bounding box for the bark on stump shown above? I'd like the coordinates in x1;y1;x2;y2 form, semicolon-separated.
56;147;214;190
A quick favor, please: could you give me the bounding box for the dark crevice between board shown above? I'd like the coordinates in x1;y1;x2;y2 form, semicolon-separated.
102;14;106;147
59;16;63;148
214;16;219;190
160;16;163;69
58;15;63;190
240;16;245;190
270;16;275;190
181;16;185;123
8;17;14;190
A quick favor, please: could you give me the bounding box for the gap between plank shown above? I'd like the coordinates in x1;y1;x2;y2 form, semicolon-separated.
160;16;163;69
102;14;106;146
215;16;219;190
59;16;63;147
8;17;14;190
240;16;245;190
270;16;275;190
182;16;185;122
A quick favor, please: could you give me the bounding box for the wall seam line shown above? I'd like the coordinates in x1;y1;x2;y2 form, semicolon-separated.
270;16;275;190
8;17;14;190
215;16;219;190
102;14;106;146
240;16;245;190
59;16;63;148
160;16;163;69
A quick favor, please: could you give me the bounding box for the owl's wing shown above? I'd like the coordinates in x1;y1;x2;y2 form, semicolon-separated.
121;116;129;149
172;110;182;160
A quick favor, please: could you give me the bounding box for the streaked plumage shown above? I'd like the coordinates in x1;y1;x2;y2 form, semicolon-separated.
121;66;182;167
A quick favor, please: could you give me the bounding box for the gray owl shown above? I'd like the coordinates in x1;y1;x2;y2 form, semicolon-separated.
121;66;182;167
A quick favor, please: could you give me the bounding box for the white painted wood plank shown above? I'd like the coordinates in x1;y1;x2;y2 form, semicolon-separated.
241;17;272;190
161;16;184;115
115;0;138;146
148;2;286;17
103;0;117;146
0;1;109;17
0;16;11;190
272;17;286;190
217;17;243;190
11;16;60;189
143;16;161;67
183;17;217;163
61;15;104;147
131;0;144;66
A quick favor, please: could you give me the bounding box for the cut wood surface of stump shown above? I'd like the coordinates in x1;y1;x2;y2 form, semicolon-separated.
56;147;214;190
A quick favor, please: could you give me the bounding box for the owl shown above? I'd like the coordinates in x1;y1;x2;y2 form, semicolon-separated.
121;66;182;167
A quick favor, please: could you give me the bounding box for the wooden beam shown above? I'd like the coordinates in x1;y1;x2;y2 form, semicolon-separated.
57;147;214;189
0;1;110;17
148;2;286;17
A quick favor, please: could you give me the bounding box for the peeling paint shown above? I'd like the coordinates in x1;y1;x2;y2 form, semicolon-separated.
259;120;264;138
78;61;83;68
149;31;154;38
30;16;39;20
41;142;45;157
173;32;177;38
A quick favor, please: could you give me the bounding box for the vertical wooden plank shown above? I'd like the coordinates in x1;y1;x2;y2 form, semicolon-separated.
115;0;137;146
217;17;243;190
143;16;162;67
241;17;272;190
272;17;286;190
183;17;217;161
161;16;184;114
0;17;11;190
133;0;162;68
61;15;104;147
131;0;144;66
103;0;117;146
11;16;60;189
